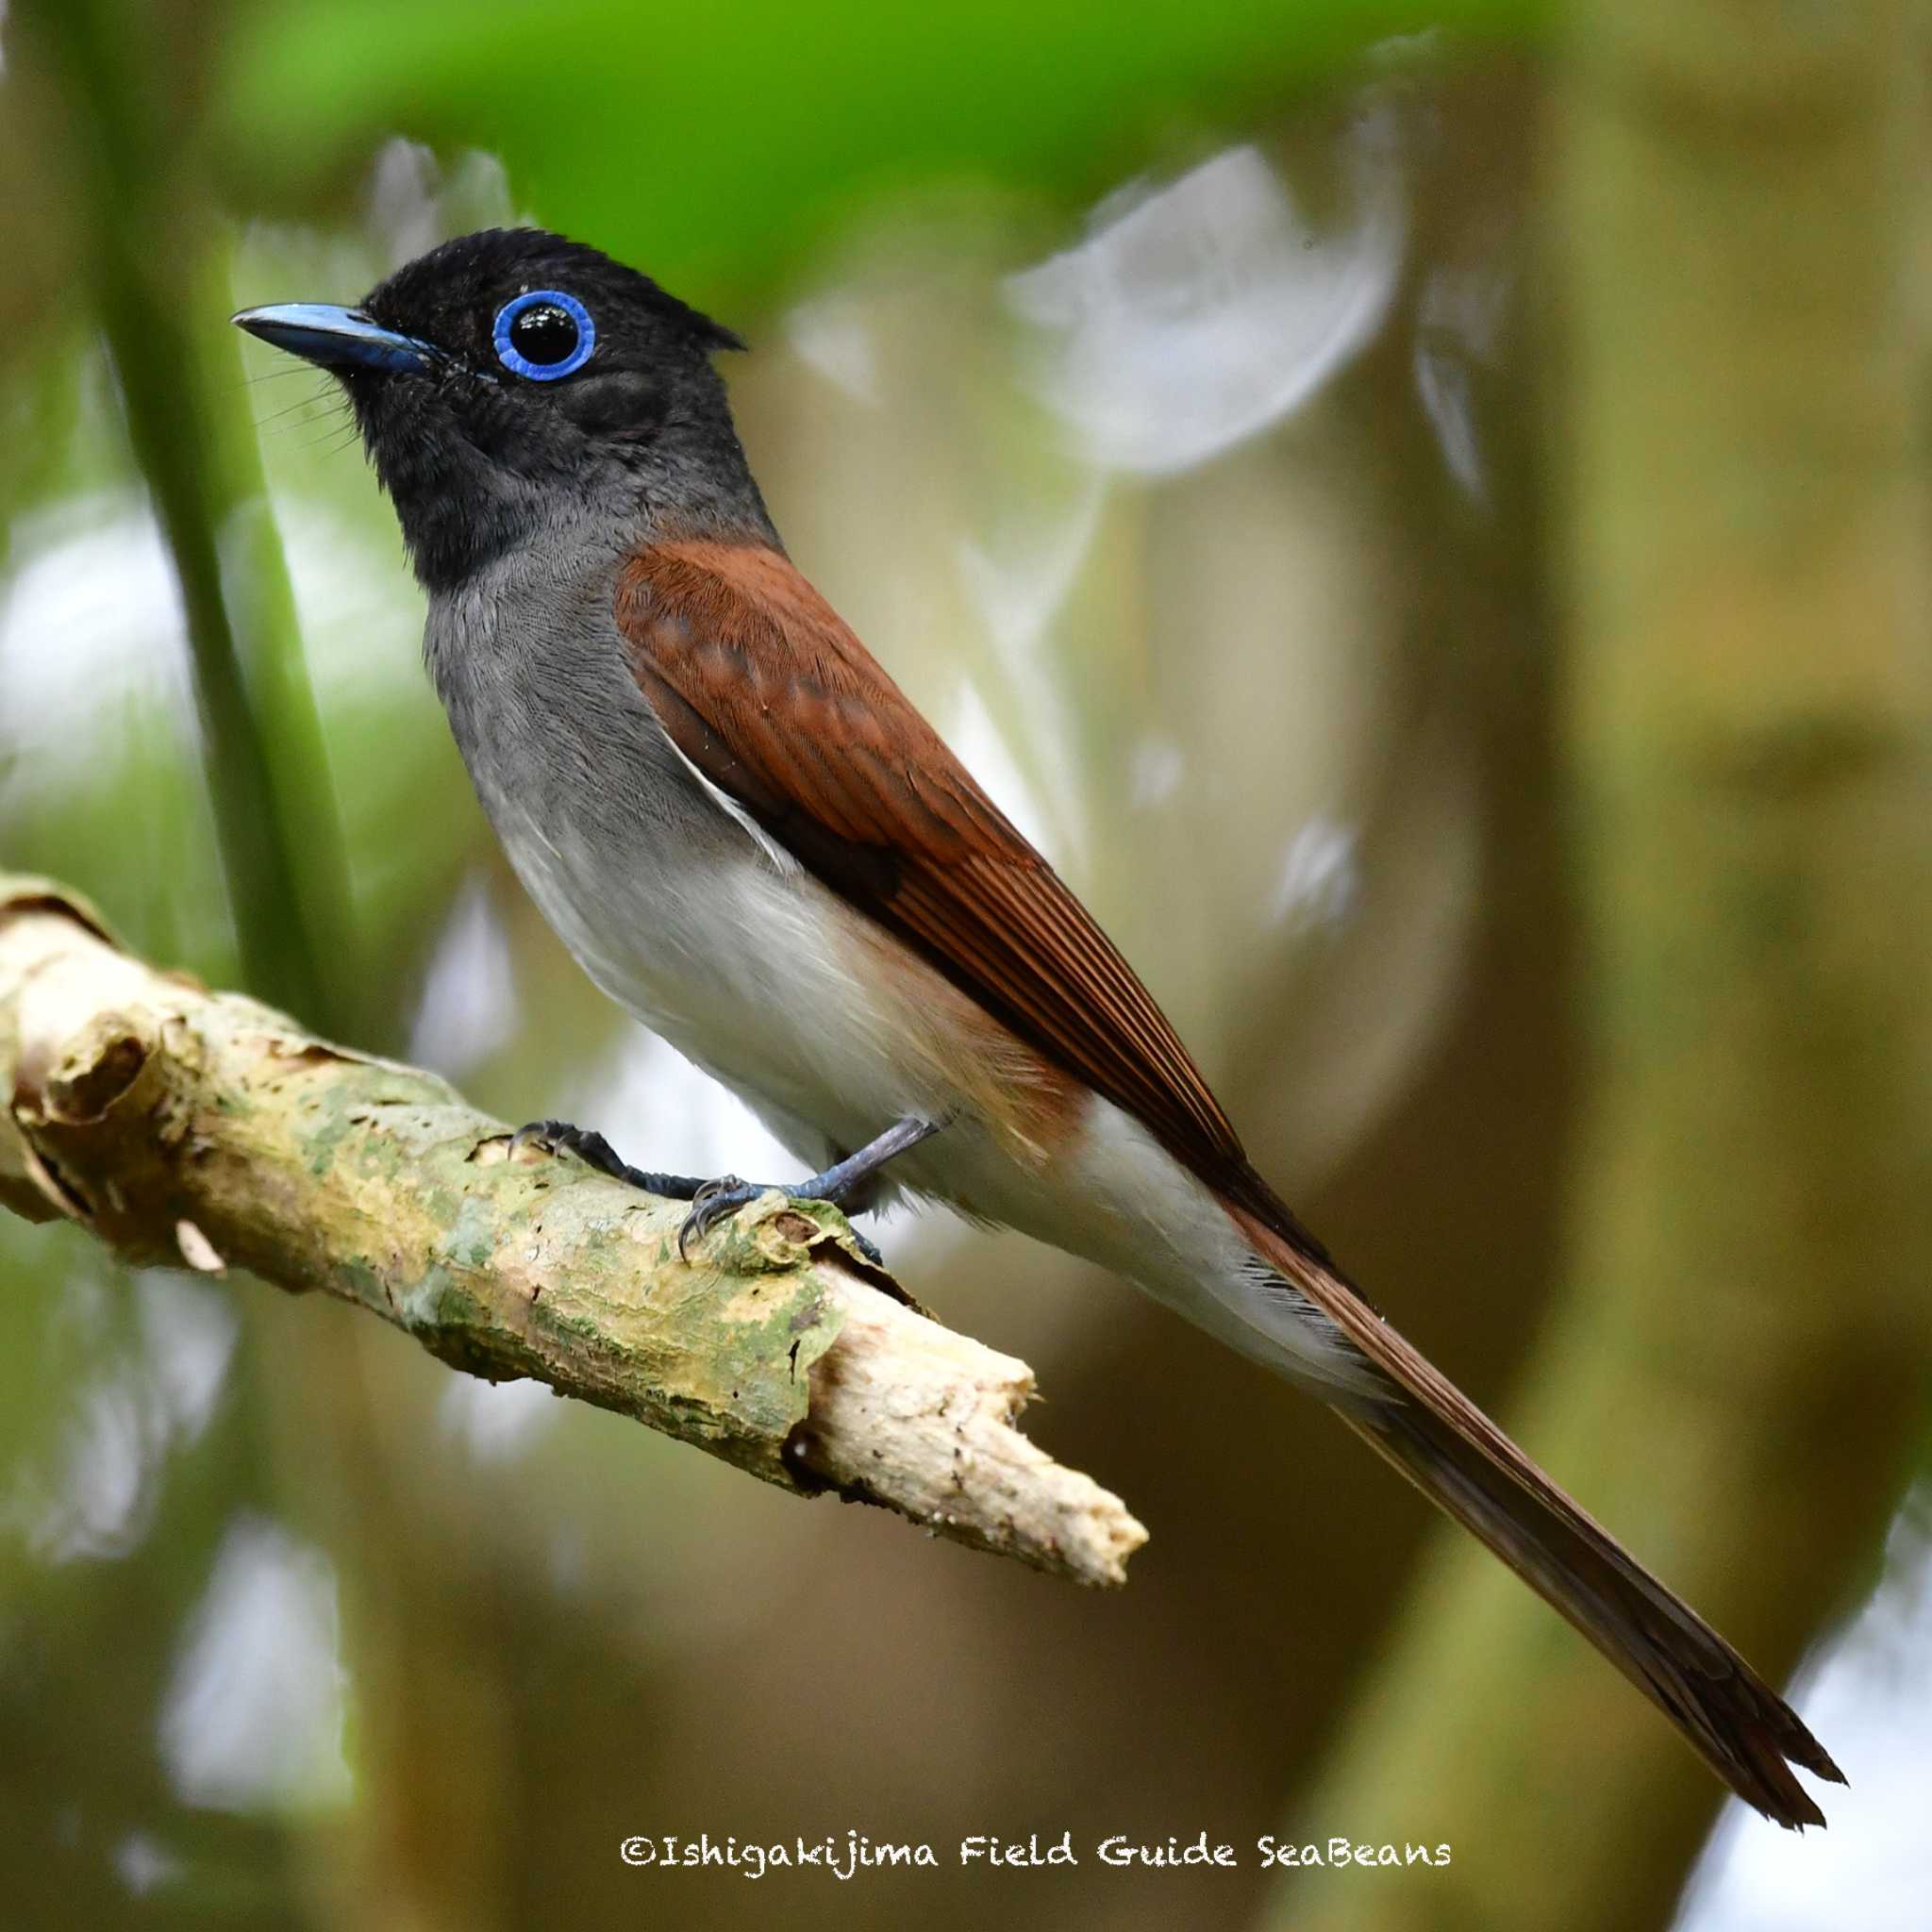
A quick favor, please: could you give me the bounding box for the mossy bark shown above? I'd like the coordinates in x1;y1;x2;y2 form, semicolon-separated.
0;874;1146;1587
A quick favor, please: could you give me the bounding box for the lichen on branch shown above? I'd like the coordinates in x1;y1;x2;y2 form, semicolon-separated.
0;874;1145;1588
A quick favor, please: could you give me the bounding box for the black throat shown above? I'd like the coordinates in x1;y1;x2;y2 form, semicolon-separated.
354;370;775;594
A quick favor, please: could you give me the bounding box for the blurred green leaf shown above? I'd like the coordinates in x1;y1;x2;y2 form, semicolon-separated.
215;0;1546;299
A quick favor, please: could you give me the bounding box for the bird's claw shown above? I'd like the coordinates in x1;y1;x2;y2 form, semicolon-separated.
677;1176;757;1258
843;1224;887;1269
509;1118;624;1175
675;1177;889;1269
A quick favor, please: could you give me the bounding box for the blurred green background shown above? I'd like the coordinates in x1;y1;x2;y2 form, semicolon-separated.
2;2;1927;1928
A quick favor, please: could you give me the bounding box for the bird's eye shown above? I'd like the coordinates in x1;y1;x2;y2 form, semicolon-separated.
492;289;595;380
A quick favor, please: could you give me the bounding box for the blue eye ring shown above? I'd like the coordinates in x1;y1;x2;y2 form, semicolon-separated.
491;289;595;380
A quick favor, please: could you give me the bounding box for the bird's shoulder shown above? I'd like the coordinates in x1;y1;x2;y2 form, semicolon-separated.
613;534;1020;867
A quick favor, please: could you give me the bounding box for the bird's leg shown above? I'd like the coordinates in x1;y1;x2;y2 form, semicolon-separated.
507;1115;941;1265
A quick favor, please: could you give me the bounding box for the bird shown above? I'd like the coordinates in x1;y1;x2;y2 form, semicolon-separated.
235;225;1842;1828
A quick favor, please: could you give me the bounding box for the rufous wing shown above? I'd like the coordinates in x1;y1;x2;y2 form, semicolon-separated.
614;536;1269;1198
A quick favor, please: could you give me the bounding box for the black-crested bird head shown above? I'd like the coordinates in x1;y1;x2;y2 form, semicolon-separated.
235;227;771;590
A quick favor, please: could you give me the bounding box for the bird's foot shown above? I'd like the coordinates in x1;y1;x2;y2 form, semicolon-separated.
678;1176;762;1257
675;1176;889;1267
509;1115;939;1270
507;1119;710;1200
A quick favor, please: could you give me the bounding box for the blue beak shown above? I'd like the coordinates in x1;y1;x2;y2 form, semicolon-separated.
232;303;439;375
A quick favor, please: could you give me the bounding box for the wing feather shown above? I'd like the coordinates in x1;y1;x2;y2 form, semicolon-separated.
615;537;1249;1184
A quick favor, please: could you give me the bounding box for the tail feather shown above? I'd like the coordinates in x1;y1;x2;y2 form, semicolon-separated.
1226;1199;1844;1829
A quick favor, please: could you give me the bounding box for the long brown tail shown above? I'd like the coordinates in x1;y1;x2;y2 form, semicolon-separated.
1225;1199;1844;1829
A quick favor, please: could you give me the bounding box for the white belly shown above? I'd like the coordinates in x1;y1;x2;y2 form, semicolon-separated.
493;791;946;1158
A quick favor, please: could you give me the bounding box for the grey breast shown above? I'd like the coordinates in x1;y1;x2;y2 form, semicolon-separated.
419;516;750;1005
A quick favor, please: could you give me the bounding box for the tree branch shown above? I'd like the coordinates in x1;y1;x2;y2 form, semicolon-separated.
0;874;1146;1588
